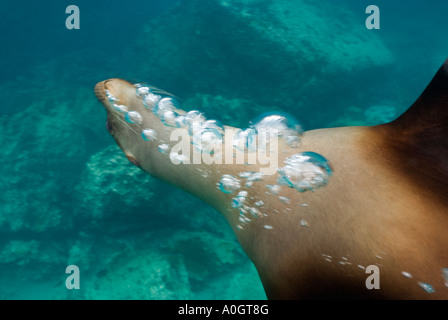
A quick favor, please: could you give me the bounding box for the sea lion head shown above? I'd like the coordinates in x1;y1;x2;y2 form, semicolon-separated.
94;78;180;170
94;79;139;160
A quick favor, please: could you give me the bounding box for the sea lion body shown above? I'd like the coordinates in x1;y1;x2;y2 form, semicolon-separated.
94;60;448;299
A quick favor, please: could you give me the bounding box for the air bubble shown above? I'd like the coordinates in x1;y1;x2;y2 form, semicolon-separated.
250;112;304;148
183;110;206;131
143;94;161;110
401;271;413;279
266;184;281;195
125;111;143;125
264;225;273;230
238;216;247;224
196;168;210;178
300;219;310;227
442;268;448;287
249;207;262;218
237;191;248;197
255;200;264;207
278;152;332;192
154;97;179;116
189;119;224;137
105;89;118;104
191;119;225;153
244;172;264;187
239;172;253;179
158;144;170;154
418;282;435;294
218;175;241;194
161;110;179;127
231;191;248;209
141;129;158;141
231;197;245;209
175;115;187;128
232;128;257;152
192;128;223;153
113;104;128;114
169;152;188;164
278;196;290;204
136;85;151;98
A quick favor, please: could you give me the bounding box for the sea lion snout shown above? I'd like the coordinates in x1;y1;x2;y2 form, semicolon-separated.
95;79;137;112
94;81;107;103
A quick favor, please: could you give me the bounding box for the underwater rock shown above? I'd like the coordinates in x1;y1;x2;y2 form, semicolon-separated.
162;230;265;299
72;146;265;299
0;240;40;266
84;248;193;300
75;145;228;231
0;238;68;291
0;49;120;233
78;229;265;299
0;82;105;233
131;0;394;128
75;145;155;221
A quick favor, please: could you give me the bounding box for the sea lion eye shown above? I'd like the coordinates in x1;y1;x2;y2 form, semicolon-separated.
106;119;114;134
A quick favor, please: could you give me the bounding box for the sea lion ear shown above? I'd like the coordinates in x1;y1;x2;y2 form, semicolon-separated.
391;58;448;135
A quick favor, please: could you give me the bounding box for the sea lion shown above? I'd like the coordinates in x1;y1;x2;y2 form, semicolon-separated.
94;59;448;299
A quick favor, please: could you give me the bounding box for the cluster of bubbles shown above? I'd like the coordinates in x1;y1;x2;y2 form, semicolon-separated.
218;175;241;194
217;173;267;231
401;269;448;294
249;112;304;148
231;190;248;209
217;130;332;232
105;84;223;156
238;171;264;187
109;83;310;161
208;110;322;231
106;82;332;233
322;254;446;294
138;84;227;154
415;268;448;294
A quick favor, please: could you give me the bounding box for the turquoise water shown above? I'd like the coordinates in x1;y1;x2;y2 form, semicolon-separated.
1;0;447;299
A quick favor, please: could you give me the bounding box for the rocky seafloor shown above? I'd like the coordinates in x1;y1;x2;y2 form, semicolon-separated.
1;0;441;299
